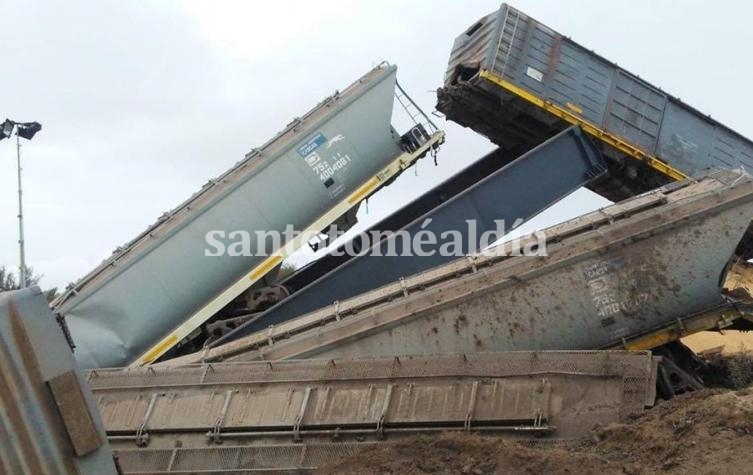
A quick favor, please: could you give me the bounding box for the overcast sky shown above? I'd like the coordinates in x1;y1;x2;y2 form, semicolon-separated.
1;0;752;291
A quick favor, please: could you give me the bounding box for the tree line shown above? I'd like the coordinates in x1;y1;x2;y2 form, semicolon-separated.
0;265;59;302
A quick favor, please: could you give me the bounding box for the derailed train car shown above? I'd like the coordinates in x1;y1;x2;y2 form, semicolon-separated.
53;64;444;369
174;170;753;365
439;3;753;201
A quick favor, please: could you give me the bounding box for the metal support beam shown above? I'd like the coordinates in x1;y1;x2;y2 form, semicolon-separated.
217;126;607;345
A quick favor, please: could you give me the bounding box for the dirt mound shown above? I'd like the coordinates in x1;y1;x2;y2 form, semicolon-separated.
318;432;616;475
318;389;753;474
587;388;753;473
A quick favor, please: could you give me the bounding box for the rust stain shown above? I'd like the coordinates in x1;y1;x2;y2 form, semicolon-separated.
473;334;483;348
453;314;467;334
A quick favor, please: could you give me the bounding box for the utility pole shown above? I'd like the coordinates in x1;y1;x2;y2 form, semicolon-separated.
1;119;41;289
16;131;26;288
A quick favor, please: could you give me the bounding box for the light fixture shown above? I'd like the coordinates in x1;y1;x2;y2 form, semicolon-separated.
0;119;14;140
16;121;42;140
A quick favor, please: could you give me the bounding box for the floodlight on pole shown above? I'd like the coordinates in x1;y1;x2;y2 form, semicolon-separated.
1;118;42;288
1;119;13;140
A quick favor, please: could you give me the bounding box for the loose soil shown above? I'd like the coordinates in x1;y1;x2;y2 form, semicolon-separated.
318;388;753;474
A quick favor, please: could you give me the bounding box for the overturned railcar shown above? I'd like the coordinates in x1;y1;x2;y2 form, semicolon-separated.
53;64;443;369
439;3;753;201
174;170;753;364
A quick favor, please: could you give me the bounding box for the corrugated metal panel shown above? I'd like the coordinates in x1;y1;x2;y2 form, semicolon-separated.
0;288;117;474
91;351;657;454
440;3;753;196
605;71;667;152
177;170;753;365
101;378;551;433
478;4;616;127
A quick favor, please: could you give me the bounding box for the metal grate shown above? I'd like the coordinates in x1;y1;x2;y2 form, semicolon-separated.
96;351;657;454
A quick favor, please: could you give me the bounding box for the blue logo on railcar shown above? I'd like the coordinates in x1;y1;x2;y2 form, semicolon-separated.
297;132;327;157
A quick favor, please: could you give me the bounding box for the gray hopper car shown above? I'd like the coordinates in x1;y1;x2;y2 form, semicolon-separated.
53;64;443;369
